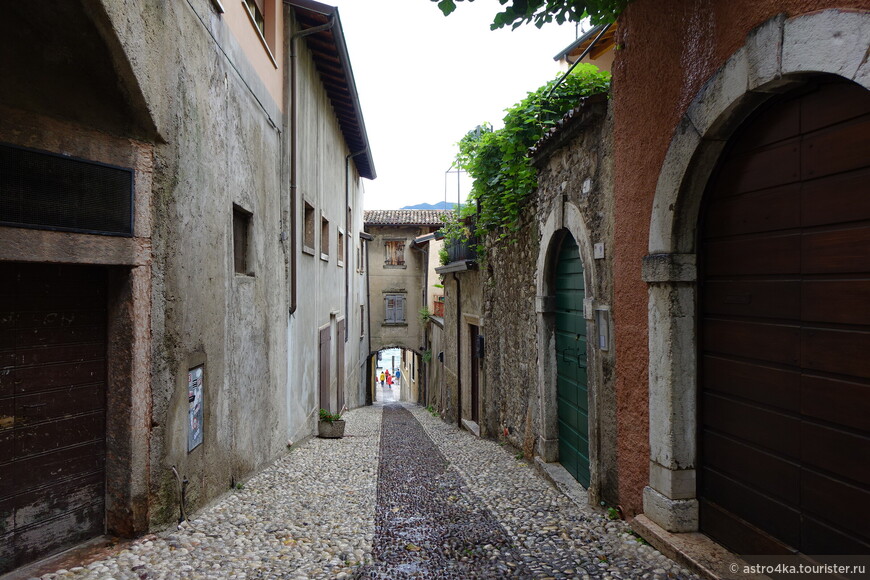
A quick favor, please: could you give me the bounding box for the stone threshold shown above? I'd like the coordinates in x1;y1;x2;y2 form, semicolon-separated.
533;457;590;512
461;418;480;437
630;514;769;580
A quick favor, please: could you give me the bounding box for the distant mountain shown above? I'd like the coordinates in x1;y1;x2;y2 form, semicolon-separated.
400;201;457;210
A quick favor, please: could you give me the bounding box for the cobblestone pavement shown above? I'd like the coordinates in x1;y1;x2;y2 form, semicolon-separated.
32;402;699;580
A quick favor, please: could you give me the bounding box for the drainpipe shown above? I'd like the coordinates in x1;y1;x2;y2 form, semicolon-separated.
345;148;367;340
543;22;612;105
453;272;462;428
287;8;336;314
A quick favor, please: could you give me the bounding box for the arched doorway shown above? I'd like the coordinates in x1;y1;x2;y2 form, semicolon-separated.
554;233;590;487
698;77;870;554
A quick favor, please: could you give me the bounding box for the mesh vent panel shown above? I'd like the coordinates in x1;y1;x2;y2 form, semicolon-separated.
0;143;133;236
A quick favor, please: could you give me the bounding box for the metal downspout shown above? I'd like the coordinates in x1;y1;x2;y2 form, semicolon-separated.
453;272;462;428
287;9;336;314
543;22;613;104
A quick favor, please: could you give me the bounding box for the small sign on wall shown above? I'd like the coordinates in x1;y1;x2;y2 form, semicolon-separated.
188;365;204;452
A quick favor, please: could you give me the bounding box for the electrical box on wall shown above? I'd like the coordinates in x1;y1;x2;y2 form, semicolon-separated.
595;309;610;351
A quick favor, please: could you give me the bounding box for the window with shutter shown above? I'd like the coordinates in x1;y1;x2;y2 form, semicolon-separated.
384;240;406;267
384;293;406;324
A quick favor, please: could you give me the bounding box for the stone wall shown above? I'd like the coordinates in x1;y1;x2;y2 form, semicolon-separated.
481;210;540;450
482;96;618;503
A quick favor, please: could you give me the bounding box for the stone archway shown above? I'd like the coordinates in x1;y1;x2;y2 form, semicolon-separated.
643;9;870;533
536;200;605;501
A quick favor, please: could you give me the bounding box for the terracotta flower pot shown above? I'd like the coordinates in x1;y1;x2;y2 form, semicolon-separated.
317;419;345;439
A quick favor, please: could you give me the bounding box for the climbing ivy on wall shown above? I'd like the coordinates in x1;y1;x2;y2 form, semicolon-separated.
453;63;611;239
433;0;630;29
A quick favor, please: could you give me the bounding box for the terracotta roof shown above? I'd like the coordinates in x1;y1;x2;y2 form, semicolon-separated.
364;210;450;226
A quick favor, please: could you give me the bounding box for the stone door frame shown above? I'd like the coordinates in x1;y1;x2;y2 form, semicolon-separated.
536;199;604;503
642;9;870;532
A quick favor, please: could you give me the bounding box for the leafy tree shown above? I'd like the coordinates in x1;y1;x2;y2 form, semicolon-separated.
454;63;610;239
433;0;629;29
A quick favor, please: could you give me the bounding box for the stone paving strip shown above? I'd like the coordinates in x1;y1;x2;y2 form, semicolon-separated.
33;402;699;580
34;406;382;580
355;404;533;579
406;403;700;580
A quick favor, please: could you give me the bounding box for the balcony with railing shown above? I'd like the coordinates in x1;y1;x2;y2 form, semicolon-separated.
436;234;479;274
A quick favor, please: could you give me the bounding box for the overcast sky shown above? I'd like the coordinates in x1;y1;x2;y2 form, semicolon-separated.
328;0;582;210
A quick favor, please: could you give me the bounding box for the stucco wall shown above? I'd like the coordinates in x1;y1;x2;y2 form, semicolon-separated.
94;0;290;524
287;9;368;441
366;225;430;360
439;268;483;428
611;0;870;515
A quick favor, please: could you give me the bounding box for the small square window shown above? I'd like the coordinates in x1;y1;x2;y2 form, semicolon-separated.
321;216;330;260
233;205;253;275
337;229;345;267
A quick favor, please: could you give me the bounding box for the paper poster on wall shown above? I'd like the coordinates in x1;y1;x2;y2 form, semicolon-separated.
188;365;204;452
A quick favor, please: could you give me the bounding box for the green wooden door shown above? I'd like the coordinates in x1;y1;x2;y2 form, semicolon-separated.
555;235;590;487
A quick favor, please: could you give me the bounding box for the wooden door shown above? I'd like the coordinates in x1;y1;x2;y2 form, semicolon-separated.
470;324;480;423
554;234;590;487
319;325;331;413
699;78;870;555
0;263;107;573
336;319;345;412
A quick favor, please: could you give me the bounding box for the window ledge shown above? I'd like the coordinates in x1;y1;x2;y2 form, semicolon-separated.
320;253;329;262
241;1;277;69
302;245;315;256
382;322;408;327
383;264;407;269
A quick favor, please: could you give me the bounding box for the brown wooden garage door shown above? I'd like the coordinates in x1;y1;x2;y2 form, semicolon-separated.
699;78;870;556
0;263;107;573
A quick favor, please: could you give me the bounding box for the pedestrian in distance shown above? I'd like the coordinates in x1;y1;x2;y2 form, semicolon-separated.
379;370;385;387
385;370;392;389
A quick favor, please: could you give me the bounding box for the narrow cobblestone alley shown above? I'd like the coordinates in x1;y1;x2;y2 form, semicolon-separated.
26;404;698;580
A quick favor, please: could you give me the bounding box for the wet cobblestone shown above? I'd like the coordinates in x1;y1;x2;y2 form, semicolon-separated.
31;402;699;579
355;404;532;579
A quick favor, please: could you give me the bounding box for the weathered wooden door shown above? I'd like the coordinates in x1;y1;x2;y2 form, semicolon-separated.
699;78;870;555
469;324;480;423
0;263;107;573
554;234;590;487
336;319;345;412
319;325;331;413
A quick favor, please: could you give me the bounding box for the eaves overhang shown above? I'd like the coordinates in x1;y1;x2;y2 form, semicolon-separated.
435;260;477;274
285;0;376;179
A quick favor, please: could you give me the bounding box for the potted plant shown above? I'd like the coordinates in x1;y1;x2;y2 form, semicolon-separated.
318;408;345;438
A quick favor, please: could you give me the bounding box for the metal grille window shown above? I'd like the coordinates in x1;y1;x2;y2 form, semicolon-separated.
0;143;133;236
384;293;406;324
384;240;405;266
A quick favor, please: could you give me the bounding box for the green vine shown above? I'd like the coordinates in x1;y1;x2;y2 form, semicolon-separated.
454;64;610;240
433;0;630;29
